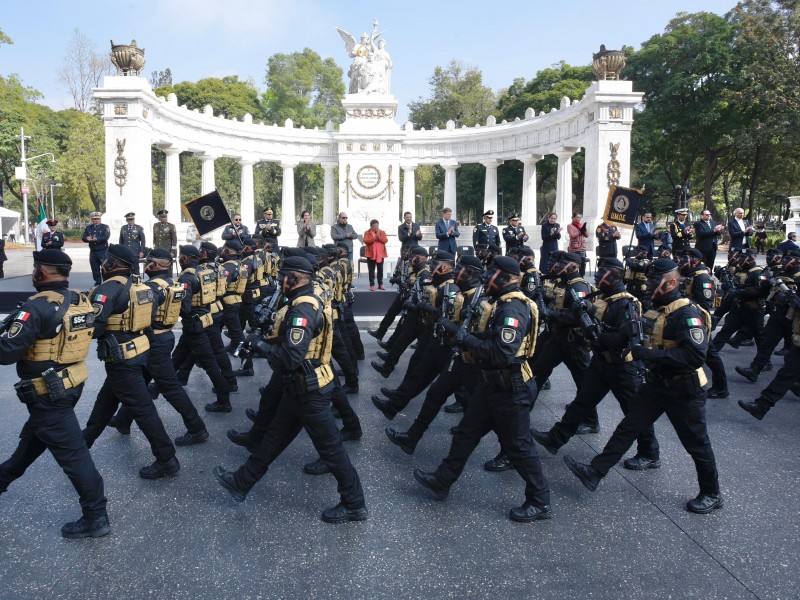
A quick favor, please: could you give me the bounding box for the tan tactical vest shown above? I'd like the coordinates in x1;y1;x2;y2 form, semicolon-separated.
183;267;216;308
223;259;248;298
553;277;593;310
149;278;185;329
99;275;154;333
23;290;94;366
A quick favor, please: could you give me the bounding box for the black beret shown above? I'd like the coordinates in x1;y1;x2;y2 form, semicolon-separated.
433;250;455;264
322;243;337;250
179;244;201;258
240;237;256;247
157;209;168;216
487;244;501;255
263;236;278;246
597;257;624;270
562;252;582;264
739;248;756;257
686;248;704;260
648;258;678;277
282;247;306;257
657;245;672;253
200;241;218;255
107;244;136;266
411;246;429;257
147;249;173;261
335;241;350;250
280;256;313;275
766;248;782;256
459;255;484;270
519;246;535;257
303;253;319;270
491;255;521;276
33;249;72;267
224;239;243;252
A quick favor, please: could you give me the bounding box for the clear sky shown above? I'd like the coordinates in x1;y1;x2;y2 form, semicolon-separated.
2;0;737;122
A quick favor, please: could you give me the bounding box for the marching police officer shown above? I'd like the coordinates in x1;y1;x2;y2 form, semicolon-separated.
82;244;180;479
414;255;552;522
473;210;501;248
82;211;111;285
119;212;146;275
563;258;723;515
219;239;249;354
152;209;177;256
502;213;528;255
214;256;368;523
41;219;64;249
254;207;281;243
0;249;109;539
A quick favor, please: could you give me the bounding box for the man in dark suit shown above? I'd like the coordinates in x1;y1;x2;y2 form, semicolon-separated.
693;209;724;268
728;207;753;254
435;207;460;254
778;232;799;253
398;211;422;252
634;213;661;258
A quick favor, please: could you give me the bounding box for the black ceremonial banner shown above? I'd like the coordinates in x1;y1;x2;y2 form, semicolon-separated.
182;190;230;236
603;185;644;227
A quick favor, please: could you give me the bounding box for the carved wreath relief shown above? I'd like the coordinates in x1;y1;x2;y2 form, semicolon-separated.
115;139;128;195
607;142;621;187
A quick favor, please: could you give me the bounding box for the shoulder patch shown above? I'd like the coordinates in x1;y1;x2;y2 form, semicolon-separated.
92;302;104;315
690;328;705;344
473;227;478;233
7;321;23;338
501;328;517;344
289;328;305;345
686;317;704;327
703;289;713;299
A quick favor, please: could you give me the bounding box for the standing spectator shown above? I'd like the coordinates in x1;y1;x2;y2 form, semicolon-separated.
777;232;799;253
728;207;753;253
398;211;422;252
0;237;6;278
330;212;358;261
34;219;50;252
669;208;694;256
435;207;460;254
41;219;64;249
693;209;724;268
82;212;110;285
502;213;528;255
472;210;500;248
540;212;561;272
364;219;388;290
254;207;281;244
635;212;660;258
296;210;316;247
595;221;620;260
567;211;589;276
8;226;15;243
186;223;212;249
754;223;767;254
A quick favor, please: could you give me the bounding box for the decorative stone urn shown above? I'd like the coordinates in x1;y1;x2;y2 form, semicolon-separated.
110;40;145;76
592;45;627;81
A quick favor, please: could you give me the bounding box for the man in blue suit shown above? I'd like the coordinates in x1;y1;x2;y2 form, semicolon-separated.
635;212;661;258
728;207;753;254
435;207;460;254
778;232;799;253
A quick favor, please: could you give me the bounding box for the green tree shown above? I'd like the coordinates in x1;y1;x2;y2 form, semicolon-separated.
0;27;13;46
156;76;266;120
56;112;104;213
496;62;594;120
149;68;173;89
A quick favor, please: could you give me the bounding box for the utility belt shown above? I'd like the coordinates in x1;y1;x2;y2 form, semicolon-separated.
282;360;333;396
244;288;261;302
97;333;150;363
182;312;214;333
151;325;172;335
645;369;706;393
209;300;223;315
15;362;89;404
223;294;242;305
481;363;528;392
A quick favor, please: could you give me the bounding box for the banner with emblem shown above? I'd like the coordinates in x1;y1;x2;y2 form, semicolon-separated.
182;190;231;236
603;185;644;228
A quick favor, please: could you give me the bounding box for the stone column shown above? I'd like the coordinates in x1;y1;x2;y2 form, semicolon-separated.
554;148;579;249
481;160;502;218
239;159;255;229
163;147;183;221
787;196;800;237
401;164;417;220
200;153;218;194
519;154;543;247
323;164;336;227
281;161;298;227
442;162;459;217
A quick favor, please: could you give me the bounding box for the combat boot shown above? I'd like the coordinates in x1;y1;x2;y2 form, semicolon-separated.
371;396;397;420
370;360;393;378
385;426;419;454
213;466;248;501
738;398;770;420
531;429;560;456
227;429;258;453
367;329;384;340
564;455;601;491
413;469;449;501
175;429;209;446
484;452;513;472
139;456;180;479
735;365;761;383
61;515;111;539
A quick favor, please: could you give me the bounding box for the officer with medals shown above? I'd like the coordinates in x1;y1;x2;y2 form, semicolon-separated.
82;211;111;285
119;212;146;275
41;219;64;249
678;249;729;398
82;244;179;479
502;213;528;255
108;249;209;445
472;210;501;249
0;249;109;539
214;256;368;523
414;256;552;523
564;258;724;515
669;208;694;256
595;221;621;259
254;207;281;245
152;209;177;257
533;257;661;470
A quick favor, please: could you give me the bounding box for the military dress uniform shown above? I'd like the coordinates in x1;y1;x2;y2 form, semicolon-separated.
564;261;723;514
82;217;111;285
254;217;281;243
669;214;694;256
215;258;367;523
502;221;529;255
82;246;178;478
119;215;146;275
595;222;619;258
41;225;65;250
0;252;109;538
473;216;501;248
152;215;177;255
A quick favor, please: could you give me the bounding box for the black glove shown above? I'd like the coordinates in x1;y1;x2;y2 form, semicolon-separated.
420;303;438;315
453;328;468;346
402;300;415;310
630;344;650;360
580;223;587;235
436;317;460;336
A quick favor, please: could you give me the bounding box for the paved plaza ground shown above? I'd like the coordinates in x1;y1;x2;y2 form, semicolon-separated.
0;244;798;599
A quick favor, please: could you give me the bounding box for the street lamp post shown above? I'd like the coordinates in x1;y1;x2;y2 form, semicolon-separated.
16;127;56;244
499;191;504;219
50;181;63;221
312;195;317;220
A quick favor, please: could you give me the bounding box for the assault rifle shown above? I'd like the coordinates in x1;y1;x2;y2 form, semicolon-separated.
434;282;457;342
447;284;484;372
0;301;25;335
712;265;737;324
770;278;800;310
233;288;284;360
571;289;604;343
531;270;549;334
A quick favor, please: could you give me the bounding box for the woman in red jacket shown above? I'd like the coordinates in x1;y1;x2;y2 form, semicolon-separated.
363;219;388;290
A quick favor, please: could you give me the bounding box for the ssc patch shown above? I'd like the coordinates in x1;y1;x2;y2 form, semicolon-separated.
690;328;705;344
501;327;517;344
289;327;305;345
473;227;478;233
703;289;713;299
527;281;536;291
7;321;23;338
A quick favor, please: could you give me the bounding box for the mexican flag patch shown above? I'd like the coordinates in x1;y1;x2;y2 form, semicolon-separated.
686;317;704;327
16;311;30;321
93;294;107;302
291;317;308;327
504;317;519;327
702;282;713;289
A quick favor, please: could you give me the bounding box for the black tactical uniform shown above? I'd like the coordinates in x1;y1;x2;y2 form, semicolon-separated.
82;245;179;479
214;257;367;523
533;260;660;467
624;247;652;311
235;238;261;375
564;259;722;515
0;249;109;538
220;240;248;353
414;256;552;523
82;215;110;285
368;254;412;341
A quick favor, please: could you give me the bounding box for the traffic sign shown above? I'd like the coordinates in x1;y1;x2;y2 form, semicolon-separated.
21;185;30;194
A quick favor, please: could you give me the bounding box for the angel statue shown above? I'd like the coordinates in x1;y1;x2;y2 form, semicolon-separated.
336;19;391;95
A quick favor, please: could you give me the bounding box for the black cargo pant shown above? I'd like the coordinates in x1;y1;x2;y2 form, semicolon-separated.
386;331;449;412
172;323;230;399
385;313;425;367
529;329;591;406
749;312;791;370
0;385;107;519
712;305;764;352
375;292;404;337
222;299;244;352
332;320;359;388
341;302;364;358
759;346;800;407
